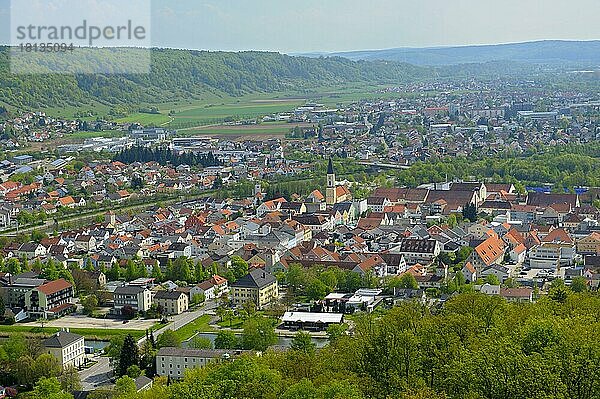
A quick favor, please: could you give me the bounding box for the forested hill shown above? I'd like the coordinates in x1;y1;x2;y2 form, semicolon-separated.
322;40;600;66
0;47;429;109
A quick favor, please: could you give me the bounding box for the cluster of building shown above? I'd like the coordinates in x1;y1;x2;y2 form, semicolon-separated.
282;80;600;164
3;156;600;326
0;136;311;229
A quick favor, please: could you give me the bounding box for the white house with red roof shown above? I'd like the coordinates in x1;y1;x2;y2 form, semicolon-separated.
25;278;75;319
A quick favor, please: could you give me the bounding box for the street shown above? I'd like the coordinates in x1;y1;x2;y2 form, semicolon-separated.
79;301;217;390
79;356;112;391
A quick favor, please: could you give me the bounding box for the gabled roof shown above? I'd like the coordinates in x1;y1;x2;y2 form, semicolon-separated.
230;269;276;289
541;228;573;244
154;290;186;300
474;236;506;266
37;278;72;295
43;331;83;348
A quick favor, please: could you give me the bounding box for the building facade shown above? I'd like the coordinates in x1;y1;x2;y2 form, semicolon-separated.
153;290;189;315
156;348;244;379
230;269;278;309
43;331;85;369
113;285;152;314
25;278;75;319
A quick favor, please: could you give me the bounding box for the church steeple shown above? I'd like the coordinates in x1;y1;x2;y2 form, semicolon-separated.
327;157;334;175
326;157;337;205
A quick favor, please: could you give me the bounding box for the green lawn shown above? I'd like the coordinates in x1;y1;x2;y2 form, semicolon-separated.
172;315;215;341
217;316;244;329
116;113;172;126
169;100;304;130
0;325;145;340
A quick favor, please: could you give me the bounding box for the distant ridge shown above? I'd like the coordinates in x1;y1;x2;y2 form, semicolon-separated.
303;40;600;66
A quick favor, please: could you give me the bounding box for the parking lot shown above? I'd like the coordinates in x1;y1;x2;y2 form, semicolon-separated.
516;266;566;281
22;315;158;330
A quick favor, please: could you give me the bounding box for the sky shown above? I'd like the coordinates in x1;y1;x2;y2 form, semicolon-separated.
0;0;599;53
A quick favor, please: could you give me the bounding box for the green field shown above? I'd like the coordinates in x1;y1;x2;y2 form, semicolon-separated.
173;314;215;341
0;325;145;340
178;122;302;137
168;99;304;130
116;113;172;126
35;83;401;135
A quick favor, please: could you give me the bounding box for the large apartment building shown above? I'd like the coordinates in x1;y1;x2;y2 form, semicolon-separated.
156;348;246;379
113;285;152;314
43;331;85;369
230;269;278;309
25;278;75;319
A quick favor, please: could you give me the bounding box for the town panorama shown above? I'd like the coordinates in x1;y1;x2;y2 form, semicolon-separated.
1;2;600;399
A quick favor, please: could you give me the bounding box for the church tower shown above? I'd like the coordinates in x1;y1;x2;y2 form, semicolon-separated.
326;157;337;205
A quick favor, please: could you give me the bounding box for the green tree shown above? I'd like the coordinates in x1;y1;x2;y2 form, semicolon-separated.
570;276;588;293
290;331;316;354
326;323;348;343
126;364;143;378
151;263;164;281
549;280;570;303
29;377;72;399
156;330;181;349
173;257;193;282
106;262;121;281
115;375;137;397
189;336;213;349
117;334;139;377
81;294;98;315
447;213;458;228
485;274;500;285
241;300;257;319
306;279;328;300
215;330;238;349
241;317;278;351
230;256;249;279
32;353;62;381
389;274;419;290
286;264;306;292
59;366;82;392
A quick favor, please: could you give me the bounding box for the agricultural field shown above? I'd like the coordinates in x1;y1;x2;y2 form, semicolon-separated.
178;122;315;137
167;98;305;130
115;112;172;126
31;84;393;140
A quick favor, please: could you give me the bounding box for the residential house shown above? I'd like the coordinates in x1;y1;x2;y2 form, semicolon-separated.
389;238;441;265
113;285;152;314
469;235;506;271
153;290;189;315
577;232;600;255
43;331;85;369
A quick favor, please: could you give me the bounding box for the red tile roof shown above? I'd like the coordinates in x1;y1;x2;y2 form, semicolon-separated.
37;278;72;295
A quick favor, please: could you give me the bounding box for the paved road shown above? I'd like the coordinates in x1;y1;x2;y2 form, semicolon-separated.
79;301;217;390
80;356;112;391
